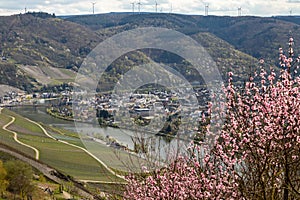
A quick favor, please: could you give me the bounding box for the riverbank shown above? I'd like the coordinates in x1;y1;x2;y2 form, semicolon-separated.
12;105;186;171
46;108;120;128
47;107;193;147
46;108;74;121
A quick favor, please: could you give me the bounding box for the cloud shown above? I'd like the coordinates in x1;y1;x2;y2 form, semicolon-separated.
0;0;299;16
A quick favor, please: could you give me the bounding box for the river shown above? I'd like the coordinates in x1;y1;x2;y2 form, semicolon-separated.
10;104;189;160
10;105;137;149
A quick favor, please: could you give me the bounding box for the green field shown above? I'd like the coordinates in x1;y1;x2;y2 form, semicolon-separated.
44;124;85;148
83;140;146;173
0;112;36;157
45;124;147;173
41;119;146;173
0;109;124;182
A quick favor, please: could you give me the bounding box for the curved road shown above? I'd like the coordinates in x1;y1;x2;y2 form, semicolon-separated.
0;108;117;198
1;108;40;160
0;145;98;199
0;108;125;181
26;118;125;180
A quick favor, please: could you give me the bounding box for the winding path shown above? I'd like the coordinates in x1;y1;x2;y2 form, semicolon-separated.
1;108;40;160
0;107;125;181
25;118;125;180
0;145;98;199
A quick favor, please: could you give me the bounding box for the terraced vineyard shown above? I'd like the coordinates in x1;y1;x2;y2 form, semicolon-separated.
0;108;124;182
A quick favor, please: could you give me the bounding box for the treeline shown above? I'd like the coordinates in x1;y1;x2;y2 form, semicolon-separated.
25;12;56;19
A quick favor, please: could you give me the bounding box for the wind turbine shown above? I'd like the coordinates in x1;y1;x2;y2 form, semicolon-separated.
205;4;209;16
155;1;158;13
25;0;28;13
238;7;242;16
92;2;96;15
131;2;135;14
137;0;142;14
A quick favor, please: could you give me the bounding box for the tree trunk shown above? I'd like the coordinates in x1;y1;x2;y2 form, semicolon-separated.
283;154;289;200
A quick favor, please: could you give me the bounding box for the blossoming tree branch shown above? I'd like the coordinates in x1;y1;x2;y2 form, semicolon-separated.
125;37;300;200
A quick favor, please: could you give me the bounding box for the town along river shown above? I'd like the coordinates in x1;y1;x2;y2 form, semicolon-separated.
10;104;189;167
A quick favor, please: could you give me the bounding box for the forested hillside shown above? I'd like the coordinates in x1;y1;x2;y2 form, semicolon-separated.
1;12;299;91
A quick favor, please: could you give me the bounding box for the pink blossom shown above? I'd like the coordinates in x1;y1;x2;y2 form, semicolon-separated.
125;38;300;199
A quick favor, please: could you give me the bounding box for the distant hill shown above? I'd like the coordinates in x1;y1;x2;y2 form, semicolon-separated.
66;13;300;64
65;13;300;83
0;13;100;67
0;12;100;91
275;16;300;25
197;16;300;64
1;12;299;91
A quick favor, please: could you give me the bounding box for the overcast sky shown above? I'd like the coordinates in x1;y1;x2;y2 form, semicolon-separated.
0;0;300;17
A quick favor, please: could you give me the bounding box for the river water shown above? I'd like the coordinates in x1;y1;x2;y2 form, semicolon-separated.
10;105;189;159
10;106;137;149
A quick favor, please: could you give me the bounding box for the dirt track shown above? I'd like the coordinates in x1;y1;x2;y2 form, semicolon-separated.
0;108;99;199
2;115;40;160
0;144;98;199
